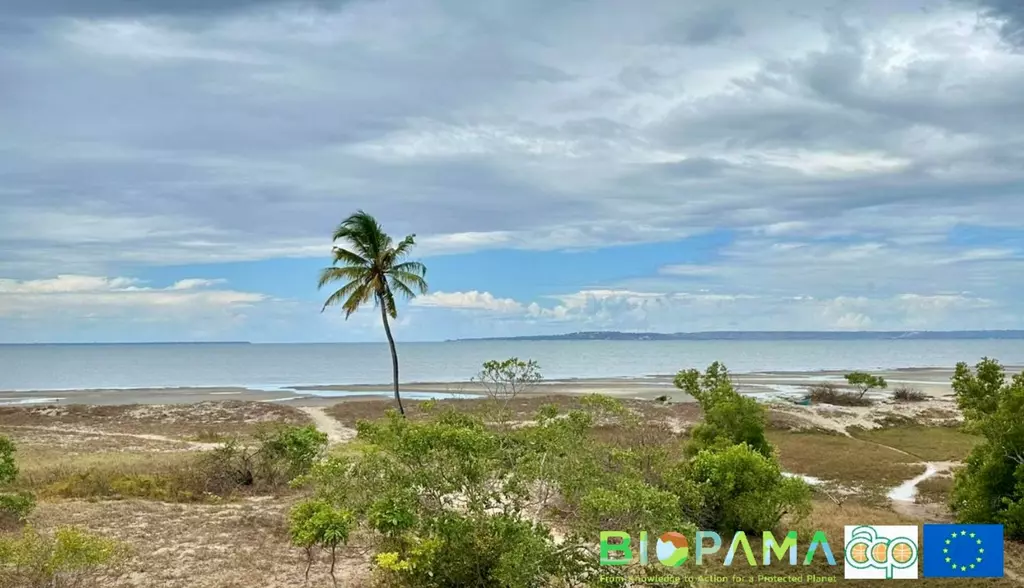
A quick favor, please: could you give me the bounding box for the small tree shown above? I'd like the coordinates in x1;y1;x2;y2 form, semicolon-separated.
289;500;354;587
474;358;542;427
844;371;887;399
0;437;35;528
673;362;773;458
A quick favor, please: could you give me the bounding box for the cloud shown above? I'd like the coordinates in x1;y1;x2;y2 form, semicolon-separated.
412;291;524;314
1;0;1024;339
403;287;1010;332
0;274;266;320
1;0;1022;276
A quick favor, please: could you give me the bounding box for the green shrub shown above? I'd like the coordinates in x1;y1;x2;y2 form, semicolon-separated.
296;408;609;586
0;525;128;588
950;358;1024;538
289;499;355;586
0;437;34;527
195;424;328;493
0;494;35;528
808;383;872;407
673;362;773;458
667;443;812;533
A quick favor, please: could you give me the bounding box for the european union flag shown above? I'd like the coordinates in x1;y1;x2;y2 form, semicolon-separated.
923;524;1003;578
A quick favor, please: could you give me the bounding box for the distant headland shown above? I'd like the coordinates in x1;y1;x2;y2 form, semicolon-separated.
448;330;1024;342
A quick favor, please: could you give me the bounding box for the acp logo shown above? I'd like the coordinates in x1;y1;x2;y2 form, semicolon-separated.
844;525;919;580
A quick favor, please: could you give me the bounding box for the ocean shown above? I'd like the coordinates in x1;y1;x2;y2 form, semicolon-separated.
2;339;1024;392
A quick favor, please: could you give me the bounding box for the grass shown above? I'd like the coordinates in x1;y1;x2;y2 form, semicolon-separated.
916;475;955;504
324;395;703;428
0;401;312;439
850;426;981;462
767;431;925;491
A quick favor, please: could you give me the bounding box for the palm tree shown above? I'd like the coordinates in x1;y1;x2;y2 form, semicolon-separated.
318;211;428;416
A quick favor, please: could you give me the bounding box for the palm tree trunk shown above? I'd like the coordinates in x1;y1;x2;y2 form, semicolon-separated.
378;302;405;416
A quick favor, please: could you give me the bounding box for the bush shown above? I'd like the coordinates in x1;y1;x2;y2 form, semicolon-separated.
668;444;812;533
673;362;773;458
294;407;635;586
807;382;873;406
844;371;887;399
0;525;128;588
42;425;327;502
0;437;34;527
892;386;927;402
195;424;328;494
949;358;1024;538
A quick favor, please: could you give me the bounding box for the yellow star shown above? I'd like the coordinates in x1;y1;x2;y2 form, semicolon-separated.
952;564;958;570
977;539;982;545
961;530;967;536
952;532;958;538
970;564;976;569
946;539;951;545
961;566;967;571
945;557;951;563
943;548;948;554
977;557;983;563
970;532;976;538
979;548;985;554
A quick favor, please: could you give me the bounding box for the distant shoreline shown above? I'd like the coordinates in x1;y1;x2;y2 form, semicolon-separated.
4;331;1024;345
448;330;1024;342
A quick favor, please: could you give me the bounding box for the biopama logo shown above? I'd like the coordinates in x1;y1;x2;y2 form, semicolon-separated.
600;530;837;567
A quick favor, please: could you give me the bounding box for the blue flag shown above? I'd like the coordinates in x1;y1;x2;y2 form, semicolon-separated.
923;524;1003;578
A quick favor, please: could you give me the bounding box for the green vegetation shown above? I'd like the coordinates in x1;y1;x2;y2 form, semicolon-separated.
807;382;872;406
850;426;981;462
0;437;35;528
287;361;809;586
0;526;127;588
674;362;773;457
319;210;429;416
950;358;1024;538
39;425;327;502
843;371;887;399
475;357;543;427
768;431;924;491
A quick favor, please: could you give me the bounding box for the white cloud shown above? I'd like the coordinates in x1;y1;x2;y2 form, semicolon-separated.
412;291;524;314
0;274;266;320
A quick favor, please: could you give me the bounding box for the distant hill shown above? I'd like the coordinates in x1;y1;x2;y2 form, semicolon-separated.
448;330;1024;342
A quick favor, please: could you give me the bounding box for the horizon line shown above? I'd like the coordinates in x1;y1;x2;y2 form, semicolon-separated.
4;329;1024;345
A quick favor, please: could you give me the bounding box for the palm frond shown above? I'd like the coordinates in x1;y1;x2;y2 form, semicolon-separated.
318;266;368;289
386;270;428;295
320;279;363;313
391;235;417;260
341;283;374;318
388;277;418;301
390;260;426;277
332;247;370;268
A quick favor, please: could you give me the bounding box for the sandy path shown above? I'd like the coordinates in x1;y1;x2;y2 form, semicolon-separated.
298;406;356;444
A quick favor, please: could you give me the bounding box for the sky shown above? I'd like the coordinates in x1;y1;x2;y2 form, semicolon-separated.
1;0;1023;343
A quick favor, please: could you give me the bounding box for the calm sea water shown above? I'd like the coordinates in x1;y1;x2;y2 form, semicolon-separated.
2;340;1023;392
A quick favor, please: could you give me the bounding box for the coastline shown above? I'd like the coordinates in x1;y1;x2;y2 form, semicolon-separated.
2;365;1009;407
